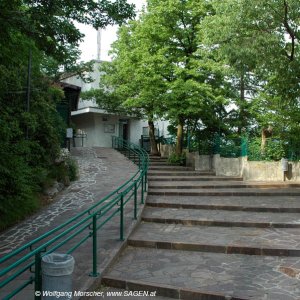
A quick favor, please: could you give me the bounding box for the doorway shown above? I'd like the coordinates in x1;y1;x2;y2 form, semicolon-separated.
119;119;129;141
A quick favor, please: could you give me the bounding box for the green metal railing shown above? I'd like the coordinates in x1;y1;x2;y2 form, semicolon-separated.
0;136;148;299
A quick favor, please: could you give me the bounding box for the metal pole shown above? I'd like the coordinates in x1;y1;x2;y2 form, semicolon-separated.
120;195;124;241
141;176;144;204
90;215;99;277
144;172;147;192
134;182;137;220
34;252;42;300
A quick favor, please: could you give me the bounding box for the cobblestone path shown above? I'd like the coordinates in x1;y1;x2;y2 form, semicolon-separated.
0;147;144;300
102;156;300;300
0;148;107;255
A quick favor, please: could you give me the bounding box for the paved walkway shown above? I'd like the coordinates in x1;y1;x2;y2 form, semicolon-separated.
0;147;144;300
102;157;300;300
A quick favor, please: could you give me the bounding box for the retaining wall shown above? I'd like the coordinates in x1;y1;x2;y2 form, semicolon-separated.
187;152;300;182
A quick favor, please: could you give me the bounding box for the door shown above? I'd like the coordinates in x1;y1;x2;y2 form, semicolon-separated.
119;119;129;141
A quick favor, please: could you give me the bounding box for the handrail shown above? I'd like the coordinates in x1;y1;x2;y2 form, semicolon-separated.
0;136;148;299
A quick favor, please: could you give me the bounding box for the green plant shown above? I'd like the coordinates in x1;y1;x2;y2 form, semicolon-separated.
264;139;285;161
66;158;79;182
248;137;285;161
168;152;186;166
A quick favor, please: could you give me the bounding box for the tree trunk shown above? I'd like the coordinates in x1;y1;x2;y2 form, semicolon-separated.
176;118;184;156
261;128;267;153
261;126;273;153
148;119;159;156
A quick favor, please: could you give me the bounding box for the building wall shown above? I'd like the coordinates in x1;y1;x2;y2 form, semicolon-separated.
62;61;103;110
129;119;147;145
63;61;171;148
72;113;120;147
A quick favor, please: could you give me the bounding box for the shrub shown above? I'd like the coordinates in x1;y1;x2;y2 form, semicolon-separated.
168;152;186;166
66;158;79;182
248;137;285;161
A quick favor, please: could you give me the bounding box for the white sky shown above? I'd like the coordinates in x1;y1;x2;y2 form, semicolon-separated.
77;0;146;62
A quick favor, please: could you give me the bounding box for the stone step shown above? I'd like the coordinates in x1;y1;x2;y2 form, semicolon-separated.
146;195;300;213
148;181;300;189
150;159;168;163
149;162;172;166
128;222;300;256
103;247;300;300
148;188;300;197
142;207;300;228
147;171;216;176
147;176;243;182
148;166;194;171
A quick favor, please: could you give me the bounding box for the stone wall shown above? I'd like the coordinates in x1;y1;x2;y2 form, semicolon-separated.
160;144;174;158
215;155;242;177
242;160;300;182
188;152;300;182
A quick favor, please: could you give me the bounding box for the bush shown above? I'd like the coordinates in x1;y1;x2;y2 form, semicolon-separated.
0;143;40;230
248;137;285;161
168;152;186;166
67;158;79;181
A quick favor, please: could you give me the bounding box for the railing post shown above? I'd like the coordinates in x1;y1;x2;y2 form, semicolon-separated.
89;215;99;277
144;172;148;192
241;135;248;157
34;252;42;300
141;176;144;204
120;194;124;241
134;181;137;220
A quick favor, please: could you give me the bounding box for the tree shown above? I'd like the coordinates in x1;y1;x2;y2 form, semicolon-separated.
143;0;232;155
83;19;168;156
0;0;135;64
203;0;300;152
0;0;135;229
87;0;230;156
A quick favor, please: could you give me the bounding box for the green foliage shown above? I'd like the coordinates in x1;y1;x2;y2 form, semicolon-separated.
0;0;134;230
168;152;186;166
203;0;300;131
219;138;242;158
248;138;285;161
66;158;79;182
0;0;135;66
83;0;231;156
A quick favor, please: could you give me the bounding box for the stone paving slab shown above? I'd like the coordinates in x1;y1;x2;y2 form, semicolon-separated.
149;181;300;189
128;222;300;256
146;195;300;212
103;247;300;300
148;166;193;171
142;207;300;228
0;147;144;300
147;171;216;176
148;188;300;196
147;176;243;182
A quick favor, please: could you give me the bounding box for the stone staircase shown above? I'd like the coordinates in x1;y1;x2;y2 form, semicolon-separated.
102;156;300;299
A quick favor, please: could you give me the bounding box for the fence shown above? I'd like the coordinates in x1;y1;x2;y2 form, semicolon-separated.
190;134;300;161
0;136;148;299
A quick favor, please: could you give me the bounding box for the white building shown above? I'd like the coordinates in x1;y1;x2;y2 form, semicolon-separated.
62;60;170;148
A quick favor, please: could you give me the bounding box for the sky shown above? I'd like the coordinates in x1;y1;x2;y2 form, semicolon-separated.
77;0;146;62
